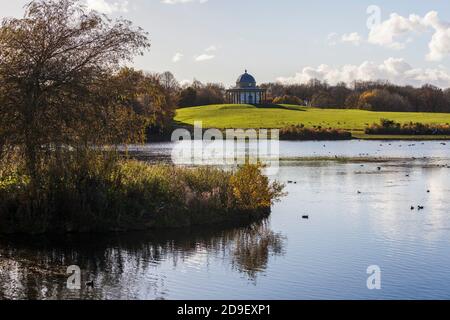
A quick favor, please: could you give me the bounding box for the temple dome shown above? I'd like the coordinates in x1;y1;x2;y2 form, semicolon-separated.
236;70;256;88
227;70;267;104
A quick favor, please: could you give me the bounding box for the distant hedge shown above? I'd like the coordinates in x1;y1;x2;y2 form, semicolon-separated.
279;124;352;140
365;119;450;135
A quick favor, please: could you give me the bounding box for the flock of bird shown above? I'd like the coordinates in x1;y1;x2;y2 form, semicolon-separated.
288;139;450;221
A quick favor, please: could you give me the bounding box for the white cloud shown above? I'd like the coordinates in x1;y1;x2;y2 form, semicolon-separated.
205;45;217;52
180;79;193;86
162;0;208;4
327;32;339;46
195;54;215;62
327;32;362;46
368;11;450;61
277;57;450;88
368;13;426;49
85;0;129;14
341;32;362;46
172;52;184;63
423;12;450;61
194;45;219;61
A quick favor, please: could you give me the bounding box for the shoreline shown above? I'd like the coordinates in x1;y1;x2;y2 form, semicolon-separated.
0;208;271;236
277;156;450;165
149;128;450;142
0;162;283;235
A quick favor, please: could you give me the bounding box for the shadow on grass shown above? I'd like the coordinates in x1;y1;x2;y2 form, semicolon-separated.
254;104;307;111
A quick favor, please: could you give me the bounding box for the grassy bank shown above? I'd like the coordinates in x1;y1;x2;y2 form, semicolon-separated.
0;157;284;234
174;104;450;140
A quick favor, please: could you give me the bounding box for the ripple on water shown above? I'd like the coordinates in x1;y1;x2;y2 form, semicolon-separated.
2;141;450;299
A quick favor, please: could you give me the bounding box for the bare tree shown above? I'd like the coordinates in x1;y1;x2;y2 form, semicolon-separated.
159;71;180;93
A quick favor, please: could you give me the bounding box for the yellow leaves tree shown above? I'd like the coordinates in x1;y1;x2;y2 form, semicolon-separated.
230;164;285;211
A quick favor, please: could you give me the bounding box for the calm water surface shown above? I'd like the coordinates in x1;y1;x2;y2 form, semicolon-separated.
1;140;450;299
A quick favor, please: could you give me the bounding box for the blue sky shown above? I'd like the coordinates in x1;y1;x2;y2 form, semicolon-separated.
2;0;450;87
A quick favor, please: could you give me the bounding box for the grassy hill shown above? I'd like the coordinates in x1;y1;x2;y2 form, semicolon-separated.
175;104;450;139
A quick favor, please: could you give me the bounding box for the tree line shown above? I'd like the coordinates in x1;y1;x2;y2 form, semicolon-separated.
261;80;450;113
166;75;450;113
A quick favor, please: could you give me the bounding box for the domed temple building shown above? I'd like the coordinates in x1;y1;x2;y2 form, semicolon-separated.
226;70;267;104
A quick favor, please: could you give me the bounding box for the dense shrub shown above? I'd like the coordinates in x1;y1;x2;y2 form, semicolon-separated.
178;82;225;107
0;157;285;234
272;95;303;105
357;89;412;112
279;124;352;140
311;91;335;108
178;87;198;107
230;164;284;210
365;119;450;135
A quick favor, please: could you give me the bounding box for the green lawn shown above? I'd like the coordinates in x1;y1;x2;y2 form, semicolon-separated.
175;104;450;139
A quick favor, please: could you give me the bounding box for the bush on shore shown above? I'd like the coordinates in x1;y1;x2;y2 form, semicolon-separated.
365;119;450;135
272;95;304;105
0;155;285;234
279;124;352;140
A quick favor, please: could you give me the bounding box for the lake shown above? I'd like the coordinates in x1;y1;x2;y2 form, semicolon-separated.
1;140;450;299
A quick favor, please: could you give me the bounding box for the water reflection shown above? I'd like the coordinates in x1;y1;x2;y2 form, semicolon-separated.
127;140;450;162
231;222;285;280
0;220;285;300
3;140;450;299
